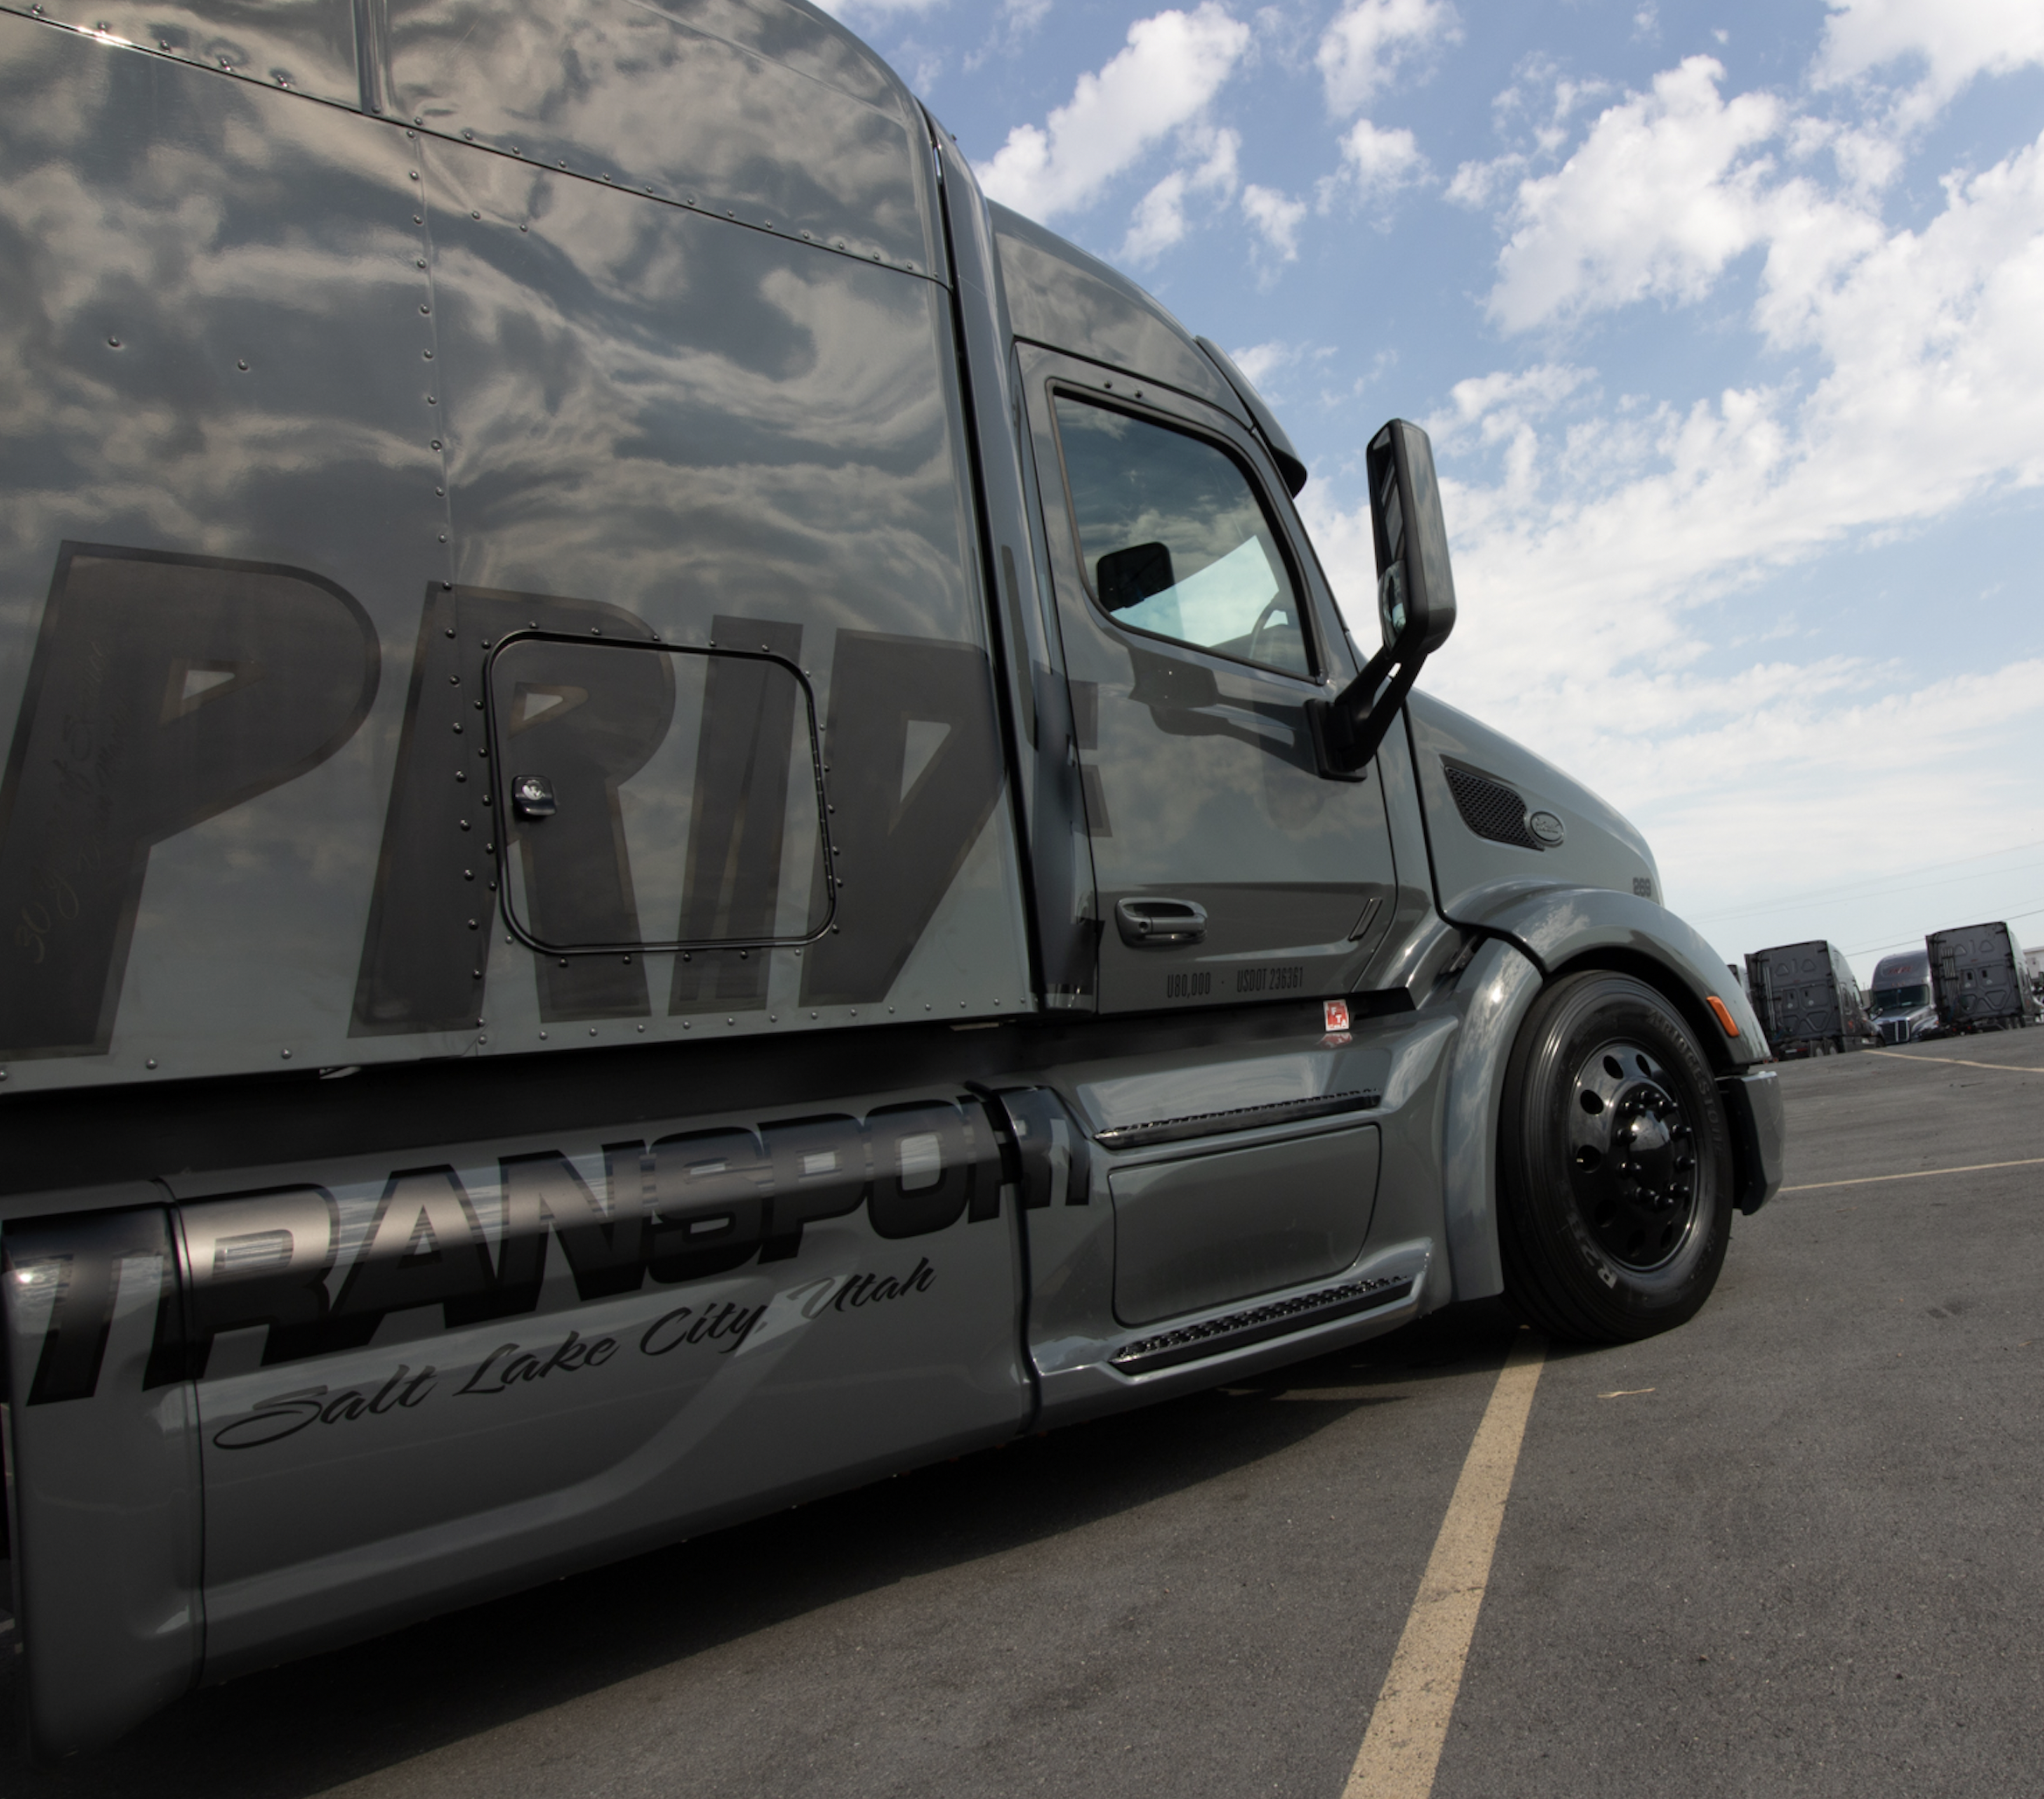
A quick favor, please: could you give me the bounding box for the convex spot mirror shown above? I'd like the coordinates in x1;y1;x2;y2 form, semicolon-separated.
1306;418;1457;780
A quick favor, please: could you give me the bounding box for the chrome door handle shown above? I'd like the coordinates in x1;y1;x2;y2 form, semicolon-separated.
1115;897;1207;947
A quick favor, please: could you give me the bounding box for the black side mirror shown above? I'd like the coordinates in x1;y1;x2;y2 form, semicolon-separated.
1306;419;1457;779
1095;540;1175;614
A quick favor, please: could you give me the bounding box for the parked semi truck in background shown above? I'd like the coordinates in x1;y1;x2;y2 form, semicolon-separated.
1928;922;2038;1032
1745;941;1875;1057
1867;947;1936;1045
0;0;1783;1759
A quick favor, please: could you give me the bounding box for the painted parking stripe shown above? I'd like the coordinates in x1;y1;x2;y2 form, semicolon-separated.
1867;1050;2044;1074
1343;1330;1547;1799
1780;1155;2044;1193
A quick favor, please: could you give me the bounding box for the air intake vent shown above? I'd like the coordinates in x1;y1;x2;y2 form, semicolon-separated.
1443;763;1541;850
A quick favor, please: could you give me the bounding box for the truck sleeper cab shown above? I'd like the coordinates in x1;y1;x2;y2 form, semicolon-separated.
0;0;1784;1759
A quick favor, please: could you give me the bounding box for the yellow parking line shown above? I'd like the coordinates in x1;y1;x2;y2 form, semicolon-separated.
1780;1156;2044;1193
1343;1330;1547;1799
1867;1049;2044;1074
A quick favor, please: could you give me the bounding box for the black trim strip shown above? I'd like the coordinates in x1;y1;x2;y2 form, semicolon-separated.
1111;1274;1415;1376
1094;1088;1380;1150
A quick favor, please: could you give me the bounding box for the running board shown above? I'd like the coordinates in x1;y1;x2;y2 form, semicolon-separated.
1109;1273;1416;1377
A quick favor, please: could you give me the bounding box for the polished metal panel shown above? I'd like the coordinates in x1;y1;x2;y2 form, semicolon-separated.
0;22;455;1093
1406;687;1659;920
419;135;1030;1036
1436;936;1542;1302
1109;1122;1380;1325
386;0;940;273
932;132;1098;1008
2;1205;203;1758
1018;345;1398;1016
0;0;363;106
992;204;1244;414
177;1080;1025;1675
0;20;1030;1094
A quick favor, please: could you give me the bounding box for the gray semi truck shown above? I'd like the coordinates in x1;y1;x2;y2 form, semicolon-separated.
1928;921;2038;1032
1744;941;1874;1057
1867;947;1936;1045
0;0;1783;1758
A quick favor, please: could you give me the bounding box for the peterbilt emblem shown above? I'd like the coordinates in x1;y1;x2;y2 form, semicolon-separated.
1527;810;1565;846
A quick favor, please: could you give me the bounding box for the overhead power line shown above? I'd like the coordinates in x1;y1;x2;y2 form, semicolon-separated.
1692;844;2044;926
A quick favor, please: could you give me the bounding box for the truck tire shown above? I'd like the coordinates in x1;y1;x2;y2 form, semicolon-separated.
1497;970;1735;1343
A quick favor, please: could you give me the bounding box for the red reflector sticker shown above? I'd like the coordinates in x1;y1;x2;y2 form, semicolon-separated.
1324;998;1351;1032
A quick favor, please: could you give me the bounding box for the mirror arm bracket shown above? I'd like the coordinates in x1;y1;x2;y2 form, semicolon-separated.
1305;650;1422;781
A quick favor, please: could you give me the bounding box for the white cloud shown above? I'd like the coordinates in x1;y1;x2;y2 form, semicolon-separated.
1316;0;1459;115
1486;57;1783;331
1229;340;1297;386
1241;183;1308;259
1333;117;1426;202
1818;0;2044;121
975;4;1250;220
1120;128;1241;262
1304;122;2044;923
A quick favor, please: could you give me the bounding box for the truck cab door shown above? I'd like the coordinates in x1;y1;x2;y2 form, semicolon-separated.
1018;351;1397;1015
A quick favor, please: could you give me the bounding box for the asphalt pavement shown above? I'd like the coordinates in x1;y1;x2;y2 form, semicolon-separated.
5;1032;2041;1796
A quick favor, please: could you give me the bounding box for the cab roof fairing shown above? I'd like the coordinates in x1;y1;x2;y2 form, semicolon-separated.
17;0;946;275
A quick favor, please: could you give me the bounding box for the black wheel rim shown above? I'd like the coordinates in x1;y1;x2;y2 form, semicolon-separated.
1565;1038;1700;1271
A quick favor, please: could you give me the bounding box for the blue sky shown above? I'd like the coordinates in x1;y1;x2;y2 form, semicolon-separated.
821;0;2044;986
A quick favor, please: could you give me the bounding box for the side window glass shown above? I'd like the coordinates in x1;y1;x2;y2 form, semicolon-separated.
1053;393;1311;677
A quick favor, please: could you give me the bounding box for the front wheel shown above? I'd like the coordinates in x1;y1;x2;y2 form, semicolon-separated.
1497;970;1735;1343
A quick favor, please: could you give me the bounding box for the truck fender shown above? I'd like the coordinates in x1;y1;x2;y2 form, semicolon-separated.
1445;881;1785;1217
1443;879;1769;1061
1437;937;1545;1302
2;1195;202;1761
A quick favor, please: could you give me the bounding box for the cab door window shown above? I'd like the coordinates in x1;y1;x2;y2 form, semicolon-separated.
1053;394;1313;679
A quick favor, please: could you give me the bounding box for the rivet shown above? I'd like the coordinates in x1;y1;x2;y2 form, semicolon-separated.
462;128;474;141
539;1030;547;1039
558;160;567;169
438;533;448;542
431;438;442;449
445;627;456;638
409;170;419;181
925;1004;932;1011
589;1026;598;1036
414;117;423;126
467;918;477;929
887;1004;895;1014
470;211;480;220
421;303;430;315
146;1058;157;1069
459;818;470;830
727;1016;735;1025
683;1020;691;1030
108;336;121;348
435;485;445;496
636;1023;645;1032
802;231;811;240
428;395;436;406
455;770;466;783
407;129;416;140
850;1008;858;1018
506;934;514;944
423;350;433;359
518;224;528;233
281;1048;292;1059
810;1011;818;1019
602;173;610;183
478;1033;487;1043
414;213;423;225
